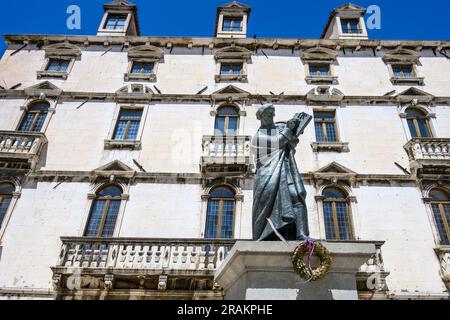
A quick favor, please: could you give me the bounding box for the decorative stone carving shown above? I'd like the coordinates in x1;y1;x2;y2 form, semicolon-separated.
158;275;168;291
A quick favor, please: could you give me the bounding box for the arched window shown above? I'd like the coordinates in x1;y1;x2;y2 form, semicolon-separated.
405;108;432;138
429;188;450;245
214;106;239;135
205;186;236;239
85;185;123;238
322;187;354;241
19;101;50;132
0;183;15;228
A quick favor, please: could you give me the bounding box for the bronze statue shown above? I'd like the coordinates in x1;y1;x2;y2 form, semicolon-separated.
252;103;312;241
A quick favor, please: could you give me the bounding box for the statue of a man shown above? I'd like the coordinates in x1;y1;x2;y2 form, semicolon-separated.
252;103;312;241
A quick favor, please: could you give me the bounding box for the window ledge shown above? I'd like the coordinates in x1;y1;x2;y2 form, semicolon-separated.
305;76;338;85
311;142;350;153
124;73;156;82
104;140;142;150
215;74;248;83
37;71;68;80
390;77;424;86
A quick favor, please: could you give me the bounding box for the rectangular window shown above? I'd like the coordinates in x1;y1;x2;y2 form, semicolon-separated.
220;63;243;76
113;109;143;140
46;59;70;73
222;18;243;32
105;15;127;30
131;62;154;74
392;65;414;78
314;111;338;143
309;64;330;77
341;19;361;34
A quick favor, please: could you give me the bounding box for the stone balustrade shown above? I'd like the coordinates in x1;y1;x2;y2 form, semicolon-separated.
435;246;450;290
404;138;450;161
0;131;47;170
201;135;252;177
56;237;236;271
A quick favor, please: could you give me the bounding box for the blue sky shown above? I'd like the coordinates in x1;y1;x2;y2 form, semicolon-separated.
1;0;449;55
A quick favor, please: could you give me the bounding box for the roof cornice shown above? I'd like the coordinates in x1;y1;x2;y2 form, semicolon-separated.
3;34;450;52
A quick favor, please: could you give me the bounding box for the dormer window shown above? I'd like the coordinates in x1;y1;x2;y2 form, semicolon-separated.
104;14;127;30
340;18;360;34
215;2;251;38
223;17;243;32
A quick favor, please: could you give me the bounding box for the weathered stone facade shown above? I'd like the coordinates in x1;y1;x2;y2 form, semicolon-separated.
0;1;449;300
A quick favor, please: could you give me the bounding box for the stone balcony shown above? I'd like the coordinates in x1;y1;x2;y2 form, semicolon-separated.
403;138;450;176
51;237;235;300
200;135;253;177
0;131;47;171
435;246;450;292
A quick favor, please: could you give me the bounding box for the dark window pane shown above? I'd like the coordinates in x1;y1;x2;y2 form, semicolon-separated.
217;106;238;116
98;186;123;197
113;110;143;140
210;187;235;199
0;197;12;228
336;202;351;240
85;199;106;237
323;202;335;240
0;183;14;195
131;62;154;74
432;204;450;245
323;187;346;199
417;119;431;138
214;117;225;135
430;189;450;201
101;200;120;237
326;123;337;142
205;200;219;238
223;18;242;32
407;119;418;138
105;16;127;30
315;123;324;142
220;64;242;75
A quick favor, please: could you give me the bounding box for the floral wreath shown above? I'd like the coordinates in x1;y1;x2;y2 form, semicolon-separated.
292;240;332;281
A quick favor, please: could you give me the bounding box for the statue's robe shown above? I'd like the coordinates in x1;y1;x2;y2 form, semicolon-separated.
252;122;309;241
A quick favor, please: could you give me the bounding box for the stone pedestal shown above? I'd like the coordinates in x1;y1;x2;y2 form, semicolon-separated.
214;241;377;300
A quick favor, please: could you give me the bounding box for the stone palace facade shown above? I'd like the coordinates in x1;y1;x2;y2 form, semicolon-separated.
0;1;449;300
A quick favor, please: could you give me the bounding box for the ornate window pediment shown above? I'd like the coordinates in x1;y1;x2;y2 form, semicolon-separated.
384;48;424;85
301;47;337;62
43;43;81;58
24;81;62;98
125;45;163;82
214;46;251;83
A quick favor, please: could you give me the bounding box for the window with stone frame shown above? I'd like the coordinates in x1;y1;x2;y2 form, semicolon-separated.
124;45;163;82
220;63;243;76
46;58;70;73
104;14;127;30
18;101;50;133
0;183;14;229
214;46;251;83
309;64;331;77
322;187;354;241
130;61;154;74
113;109;143;141
314;111;338;143
222;17;243;32
383;49;424;85
205;186;236;239
340;18;361;34
392;64;414;78
84;185;123;238
37;43;80;80
214;105;240;135
405;108;432;138
429;188;450;245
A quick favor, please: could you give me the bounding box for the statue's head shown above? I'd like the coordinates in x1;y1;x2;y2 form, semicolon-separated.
256;103;275;126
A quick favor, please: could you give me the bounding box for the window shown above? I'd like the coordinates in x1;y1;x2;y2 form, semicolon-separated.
429;188;450;245
85;185;123;238
104;15;127;30
314;111;338;143
392;65;414;78
0;183;14;228
19;101;49;132
205;186;235;239
214;106;239;135
131;62;154;74
405;108;432;138
220;63;243;76
322;187;353;240
309;64;330;77
341;19;360;34
113;109;143;141
46;59;70;73
222;18;243;32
